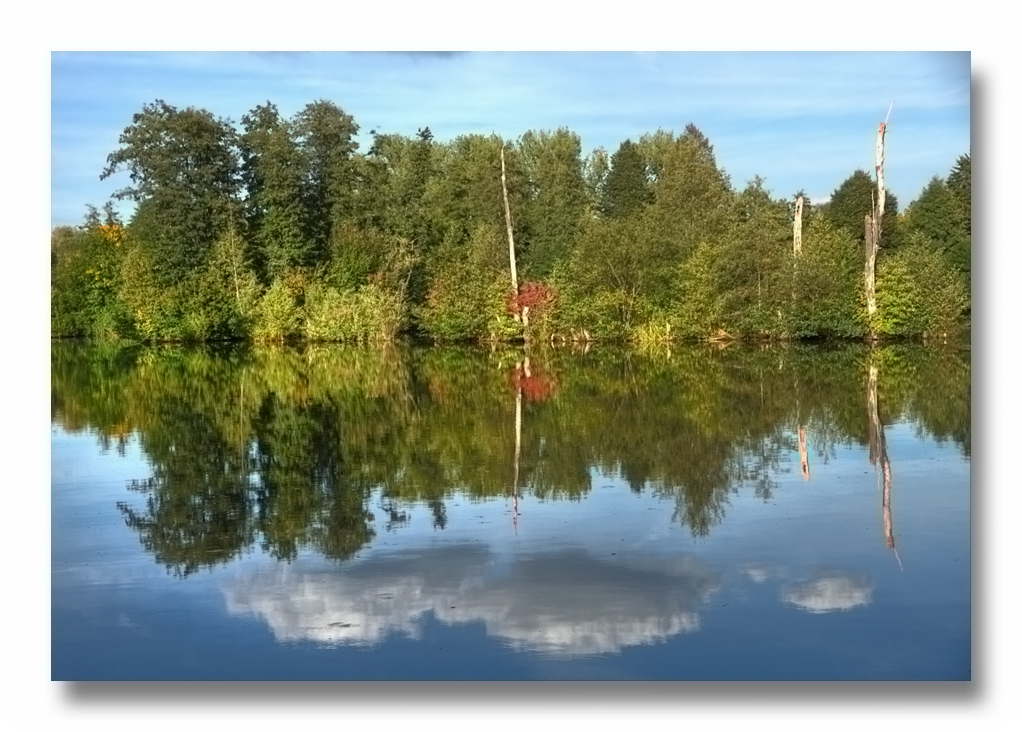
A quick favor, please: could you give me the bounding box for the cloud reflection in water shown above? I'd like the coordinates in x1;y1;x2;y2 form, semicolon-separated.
781;570;874;614
223;544;721;656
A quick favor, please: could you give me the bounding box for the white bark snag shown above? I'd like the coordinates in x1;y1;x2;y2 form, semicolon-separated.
865;105;892;322
864;211;878;317
500;145;520;313
793;194;803;256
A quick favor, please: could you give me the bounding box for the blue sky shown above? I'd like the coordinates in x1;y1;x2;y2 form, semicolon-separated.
50;51;970;227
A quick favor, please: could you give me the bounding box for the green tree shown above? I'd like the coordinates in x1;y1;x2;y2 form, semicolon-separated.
51;212;132;338
644;126;734;265
239;102;310;280
714;178;791;336
946;153;971;233
371;127;437;244
420;223;520;342
599;139;652;218
902;155;970;288
555;215;658;339
825;169;901;252
516;128;588;278
364;127;439;303
786;215;866;338
946;153;972;288
875;238;968;337
582;147;610;213
293;100;361;264
101;100;242;285
424;134;526;245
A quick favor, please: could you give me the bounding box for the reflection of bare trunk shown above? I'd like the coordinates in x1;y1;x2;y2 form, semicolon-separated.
514;382;522;494
867;364;881;465
867;363;898;560
882;452;894;549
798;427;810;480
512;363;523;532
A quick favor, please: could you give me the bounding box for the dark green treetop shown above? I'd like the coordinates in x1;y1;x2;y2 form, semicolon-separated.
239;102;311;280
100;100;242;282
826;169;900;250
516;128;588;278
600;139;653;219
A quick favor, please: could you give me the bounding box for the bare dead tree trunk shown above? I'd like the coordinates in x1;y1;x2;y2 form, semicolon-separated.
500;145;520;322
793;194;803;256
864;106;892;326
864;211;878;319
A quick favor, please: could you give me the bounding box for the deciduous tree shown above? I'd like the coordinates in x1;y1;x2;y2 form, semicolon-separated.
101;100;242;285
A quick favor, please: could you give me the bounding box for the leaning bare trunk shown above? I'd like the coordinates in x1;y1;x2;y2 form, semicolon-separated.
500;145;520;322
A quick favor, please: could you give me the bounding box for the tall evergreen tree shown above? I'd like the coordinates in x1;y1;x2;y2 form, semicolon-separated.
947;153;971;233
826;169;901;252
239;102;310;281
293;100;360;264
600;139;652;218
517;128;588;278
582;147;610;213
902;162;971;286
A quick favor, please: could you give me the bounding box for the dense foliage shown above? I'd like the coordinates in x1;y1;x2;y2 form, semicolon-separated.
52;100;971;343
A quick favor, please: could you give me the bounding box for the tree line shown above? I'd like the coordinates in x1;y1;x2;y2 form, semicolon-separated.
51;99;972;344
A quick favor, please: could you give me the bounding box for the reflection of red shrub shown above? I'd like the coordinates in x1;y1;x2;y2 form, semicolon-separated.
510;363;556;402
507;281;556;317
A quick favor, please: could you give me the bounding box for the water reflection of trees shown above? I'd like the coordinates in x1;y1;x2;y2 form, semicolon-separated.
50;339;971;576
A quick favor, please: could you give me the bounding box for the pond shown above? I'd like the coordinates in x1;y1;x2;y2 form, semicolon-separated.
51;339;971;680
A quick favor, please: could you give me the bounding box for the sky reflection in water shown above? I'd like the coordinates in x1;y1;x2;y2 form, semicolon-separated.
51;341;970;680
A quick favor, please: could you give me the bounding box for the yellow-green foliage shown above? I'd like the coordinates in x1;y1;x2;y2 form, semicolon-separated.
420;224;522;342
672;240;726;339
119;233;260;342
253;280;301;343
304;283;405;343
875;242;968;337
51;223;133;339
632;317;674;348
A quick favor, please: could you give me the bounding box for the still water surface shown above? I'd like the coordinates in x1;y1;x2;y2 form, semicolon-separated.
51;341;970;680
